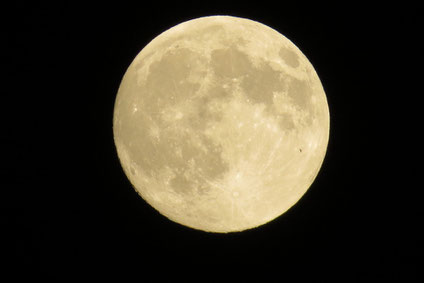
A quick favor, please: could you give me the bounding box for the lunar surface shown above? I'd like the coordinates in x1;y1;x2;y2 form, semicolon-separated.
113;16;330;233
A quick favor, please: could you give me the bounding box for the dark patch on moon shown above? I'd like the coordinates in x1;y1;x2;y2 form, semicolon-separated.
168;133;229;195
208;45;314;132
125;122;229;189
241;61;284;107
121;99;230;195
287;78;311;110
196;85;228;125
211;47;253;79
170;174;193;195
210;46;288;110
279;47;300;68
144;48;203;110
277;113;296;130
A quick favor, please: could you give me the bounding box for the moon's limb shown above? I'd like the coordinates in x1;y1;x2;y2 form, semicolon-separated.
113;16;329;233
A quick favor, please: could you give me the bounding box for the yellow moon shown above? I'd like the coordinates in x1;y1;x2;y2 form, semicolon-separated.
113;16;329;233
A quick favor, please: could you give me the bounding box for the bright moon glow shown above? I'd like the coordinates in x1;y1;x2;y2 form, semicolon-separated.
113;16;330;233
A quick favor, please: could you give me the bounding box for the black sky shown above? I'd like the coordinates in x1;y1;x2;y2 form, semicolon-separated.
3;2;421;281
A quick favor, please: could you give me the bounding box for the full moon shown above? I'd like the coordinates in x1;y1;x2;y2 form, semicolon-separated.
113;16;329;233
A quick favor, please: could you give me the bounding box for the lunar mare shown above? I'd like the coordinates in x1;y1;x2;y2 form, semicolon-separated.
113;16;329;233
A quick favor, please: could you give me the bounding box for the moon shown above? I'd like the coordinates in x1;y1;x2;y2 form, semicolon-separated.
113;16;330;233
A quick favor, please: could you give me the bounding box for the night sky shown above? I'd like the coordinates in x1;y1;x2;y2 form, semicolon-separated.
3;2;421;281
